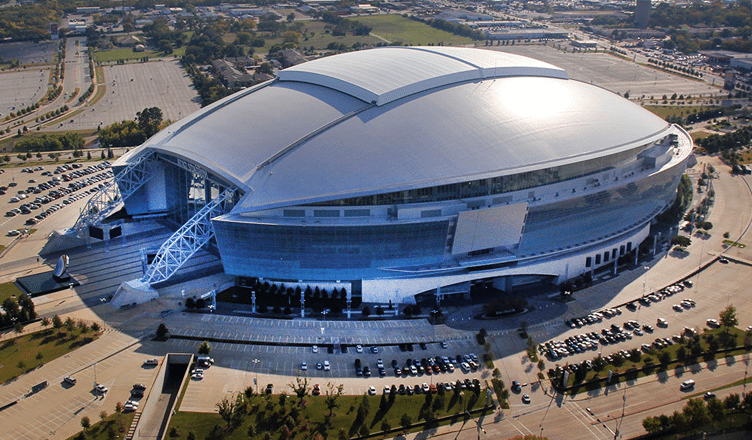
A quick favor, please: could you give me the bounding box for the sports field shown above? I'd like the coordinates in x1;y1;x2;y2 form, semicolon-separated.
355;14;476;46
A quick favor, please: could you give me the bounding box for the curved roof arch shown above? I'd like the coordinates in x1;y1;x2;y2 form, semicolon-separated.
119;47;671;213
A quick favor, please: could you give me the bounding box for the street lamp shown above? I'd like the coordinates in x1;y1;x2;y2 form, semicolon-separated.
252;358;260;393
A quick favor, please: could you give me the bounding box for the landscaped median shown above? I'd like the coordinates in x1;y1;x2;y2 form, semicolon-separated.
549;325;752;395
164;381;494;440
0;316;102;384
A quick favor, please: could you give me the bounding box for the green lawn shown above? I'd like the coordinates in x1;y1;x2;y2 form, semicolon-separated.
168;386;491;439
0;282;24;304
560;327;751;394
355;14;476;46
65;411;135;440
643;105;720;120
0;324;101;384
93;48;184;63
255;14;476;54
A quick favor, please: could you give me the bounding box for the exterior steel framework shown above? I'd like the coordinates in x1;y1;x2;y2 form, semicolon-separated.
141;187;236;285
72;151;156;233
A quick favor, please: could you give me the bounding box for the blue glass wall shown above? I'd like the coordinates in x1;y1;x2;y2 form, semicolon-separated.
213;219;450;280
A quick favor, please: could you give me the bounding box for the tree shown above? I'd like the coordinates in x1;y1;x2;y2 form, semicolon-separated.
156;323;169;340
400;413;412;432
724;393;740;410
671;235;691;247
325;382;344;417
719;305;738;328
81;416;90;430
642;416;661;433
289;374;310;404
683;398;711;429
216;394;244;429
707;397;725;422
197;341;212;355
41;316;50;328
658;351;672;365
136;107;163;138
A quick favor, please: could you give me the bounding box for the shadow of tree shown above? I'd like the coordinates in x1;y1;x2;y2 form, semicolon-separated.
657;371;669;383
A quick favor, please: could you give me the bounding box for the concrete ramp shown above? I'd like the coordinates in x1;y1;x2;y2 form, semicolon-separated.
112;279;159;308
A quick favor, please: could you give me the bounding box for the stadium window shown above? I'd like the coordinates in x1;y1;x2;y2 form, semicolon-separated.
595;254;601;265
620;245;625;256
585;257;592;268
603;252;609;262
612;249;617;259
626;242;632;252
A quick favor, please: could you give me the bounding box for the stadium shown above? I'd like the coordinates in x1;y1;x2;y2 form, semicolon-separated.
90;46;692;306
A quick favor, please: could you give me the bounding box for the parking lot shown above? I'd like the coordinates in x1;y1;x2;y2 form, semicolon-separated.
1;161;112;246
498;45;718;98
58;59;201;131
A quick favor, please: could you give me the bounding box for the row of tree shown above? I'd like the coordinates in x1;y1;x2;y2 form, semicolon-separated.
695;124;752;155
14;132;84;152
642;393;752;434
1;293;36;328
97;107;163;149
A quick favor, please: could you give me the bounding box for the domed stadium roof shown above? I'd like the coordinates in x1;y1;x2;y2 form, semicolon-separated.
125;46;672;212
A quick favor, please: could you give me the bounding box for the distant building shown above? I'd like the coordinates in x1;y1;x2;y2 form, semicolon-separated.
116;35;144;47
212;59;254;88
279;49;307;68
571;40;598;48
67;18;87;34
729;57;752;71
635;0;651;28
76;6;100;14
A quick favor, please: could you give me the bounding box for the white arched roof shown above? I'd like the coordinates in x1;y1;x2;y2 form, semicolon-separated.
119;47;671;212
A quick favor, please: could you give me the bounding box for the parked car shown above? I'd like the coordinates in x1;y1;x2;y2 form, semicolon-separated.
64;376;77;385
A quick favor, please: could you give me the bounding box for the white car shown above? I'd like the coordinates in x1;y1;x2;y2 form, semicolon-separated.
301;361;308;371
522;394;531;403
95;384;108;394
680;379;695;390
706;319;720;328
64;376;77;385
356;344;363;353
323;360;331;371
312;345;318;353
191;372;204;380
368;386;377;395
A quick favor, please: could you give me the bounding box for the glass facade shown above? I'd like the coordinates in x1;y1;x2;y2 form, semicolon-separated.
214;219;450;280
312;138;664;207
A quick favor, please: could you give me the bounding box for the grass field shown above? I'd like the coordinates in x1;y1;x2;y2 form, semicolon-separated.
562;327;751;394
93;48;184;63
0;324;101;384
644;105;721;120
254;14;476;53
64;411;136;440
355;14;476;46
168;385;491;439
0;282;24;304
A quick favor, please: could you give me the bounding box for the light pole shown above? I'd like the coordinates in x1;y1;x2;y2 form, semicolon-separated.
252;358;260;393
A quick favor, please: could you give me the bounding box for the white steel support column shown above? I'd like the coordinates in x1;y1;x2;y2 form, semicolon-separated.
72;151;156;234
140;187;236;286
